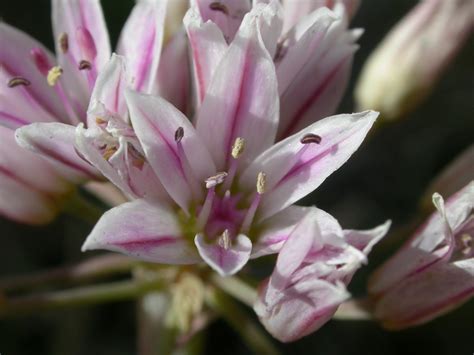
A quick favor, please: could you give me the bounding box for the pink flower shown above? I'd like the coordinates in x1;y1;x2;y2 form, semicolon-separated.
369;182;474;329
77;4;380;278
1;0;190;223
254;207;390;342
185;0;361;138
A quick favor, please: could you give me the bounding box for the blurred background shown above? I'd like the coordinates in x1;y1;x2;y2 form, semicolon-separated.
1;0;473;354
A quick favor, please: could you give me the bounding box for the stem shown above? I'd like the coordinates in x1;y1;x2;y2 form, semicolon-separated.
333;298;373;320
0;254;134;293
205;288;280;355
210;274;257;307
0;277;165;318
64;190;105;225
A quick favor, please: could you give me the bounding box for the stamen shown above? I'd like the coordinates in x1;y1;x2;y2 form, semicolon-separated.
30;48;51;76
209;2;229;15
47;66;63;86
256;172;266;195
102;146;118;161
58;32;69;53
78;60;92;71
231;137;245;159
196;188;216;231
76;27;97;61
461;234;472;256
205;172;228;189
7;77;30;88
300;133;322;144
175;126;184;143
95;117;107;125
218;229;231;250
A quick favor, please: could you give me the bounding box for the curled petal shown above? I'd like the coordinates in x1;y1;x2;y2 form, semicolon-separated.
117;0;167;94
343;220;392;255
126;90;216;212
16;122;101;183
196;5;280;170
194;233;252;276
82;199;199;264
374;259;474;330
241;111;378;220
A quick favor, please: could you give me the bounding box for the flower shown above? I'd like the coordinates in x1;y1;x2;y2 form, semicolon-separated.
185;0;361;139
369;182;474;329
1;0;190;223
78;3;381;278
355;0;474;121
254;208;390;342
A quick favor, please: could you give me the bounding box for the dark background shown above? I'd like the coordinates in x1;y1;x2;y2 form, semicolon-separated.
1;0;473;354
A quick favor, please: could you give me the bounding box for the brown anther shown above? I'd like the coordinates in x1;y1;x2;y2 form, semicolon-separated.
300;133;322;144
95;117;107;125
59;32;69;53
78;60;92;70
7;77;31;88
175;126;184;143
209;2;229;15
205;171;228;189
102;146;118;161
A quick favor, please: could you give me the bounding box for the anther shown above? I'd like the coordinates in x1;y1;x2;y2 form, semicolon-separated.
78;60;92;71
95;117;107;125
256;172;266;195
205;172;228;189
231;137;245;159
7;77;31;88
218;230;231;250
209;2;229;15
175;126;184;143
461;234;472;255
58;32;69;53
30;48;51;76
300;133;322;144
47;66;63;86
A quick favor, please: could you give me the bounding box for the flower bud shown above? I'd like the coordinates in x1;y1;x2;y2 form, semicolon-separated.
355;0;474;121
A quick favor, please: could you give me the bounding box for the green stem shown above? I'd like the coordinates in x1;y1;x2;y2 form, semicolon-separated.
64;190;105;225
0;277;165;318
333;298;373;321
210;274;257;307
0;254;134;293
205;288;280;355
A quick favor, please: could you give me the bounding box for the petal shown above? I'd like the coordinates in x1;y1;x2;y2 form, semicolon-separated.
196;5;280;170
0;23;66;127
157;30;192;114
117;0;167;94
241;111;378;220
0;126;70;224
254;277;349;342
184;7;227;104
125;90;216;212
15;122;101;183
252;205;310;258
343;220;391;255
82;199;199;264
277;8;358;139
374;258;474;330
87;54;129;123
270;211;321;290
191;0;251;42
52;0;111;102
194;233;252;276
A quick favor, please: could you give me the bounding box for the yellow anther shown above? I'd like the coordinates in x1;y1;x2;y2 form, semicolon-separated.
256;172;266;195
231;137;245;159
47;66;63;86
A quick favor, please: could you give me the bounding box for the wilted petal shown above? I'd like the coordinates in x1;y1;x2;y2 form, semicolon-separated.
52;0;111;102
0;23;66;127
191;0;251;42
184;7;227;104
87;54;129;124
126;90;216;212
117;0;167;94
16;122;101;183
344;220;392;255
374;258;474;330
241;111;378;220
254;277;349;342
194;233;252;276
82;199;199;264
196;5;280;170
